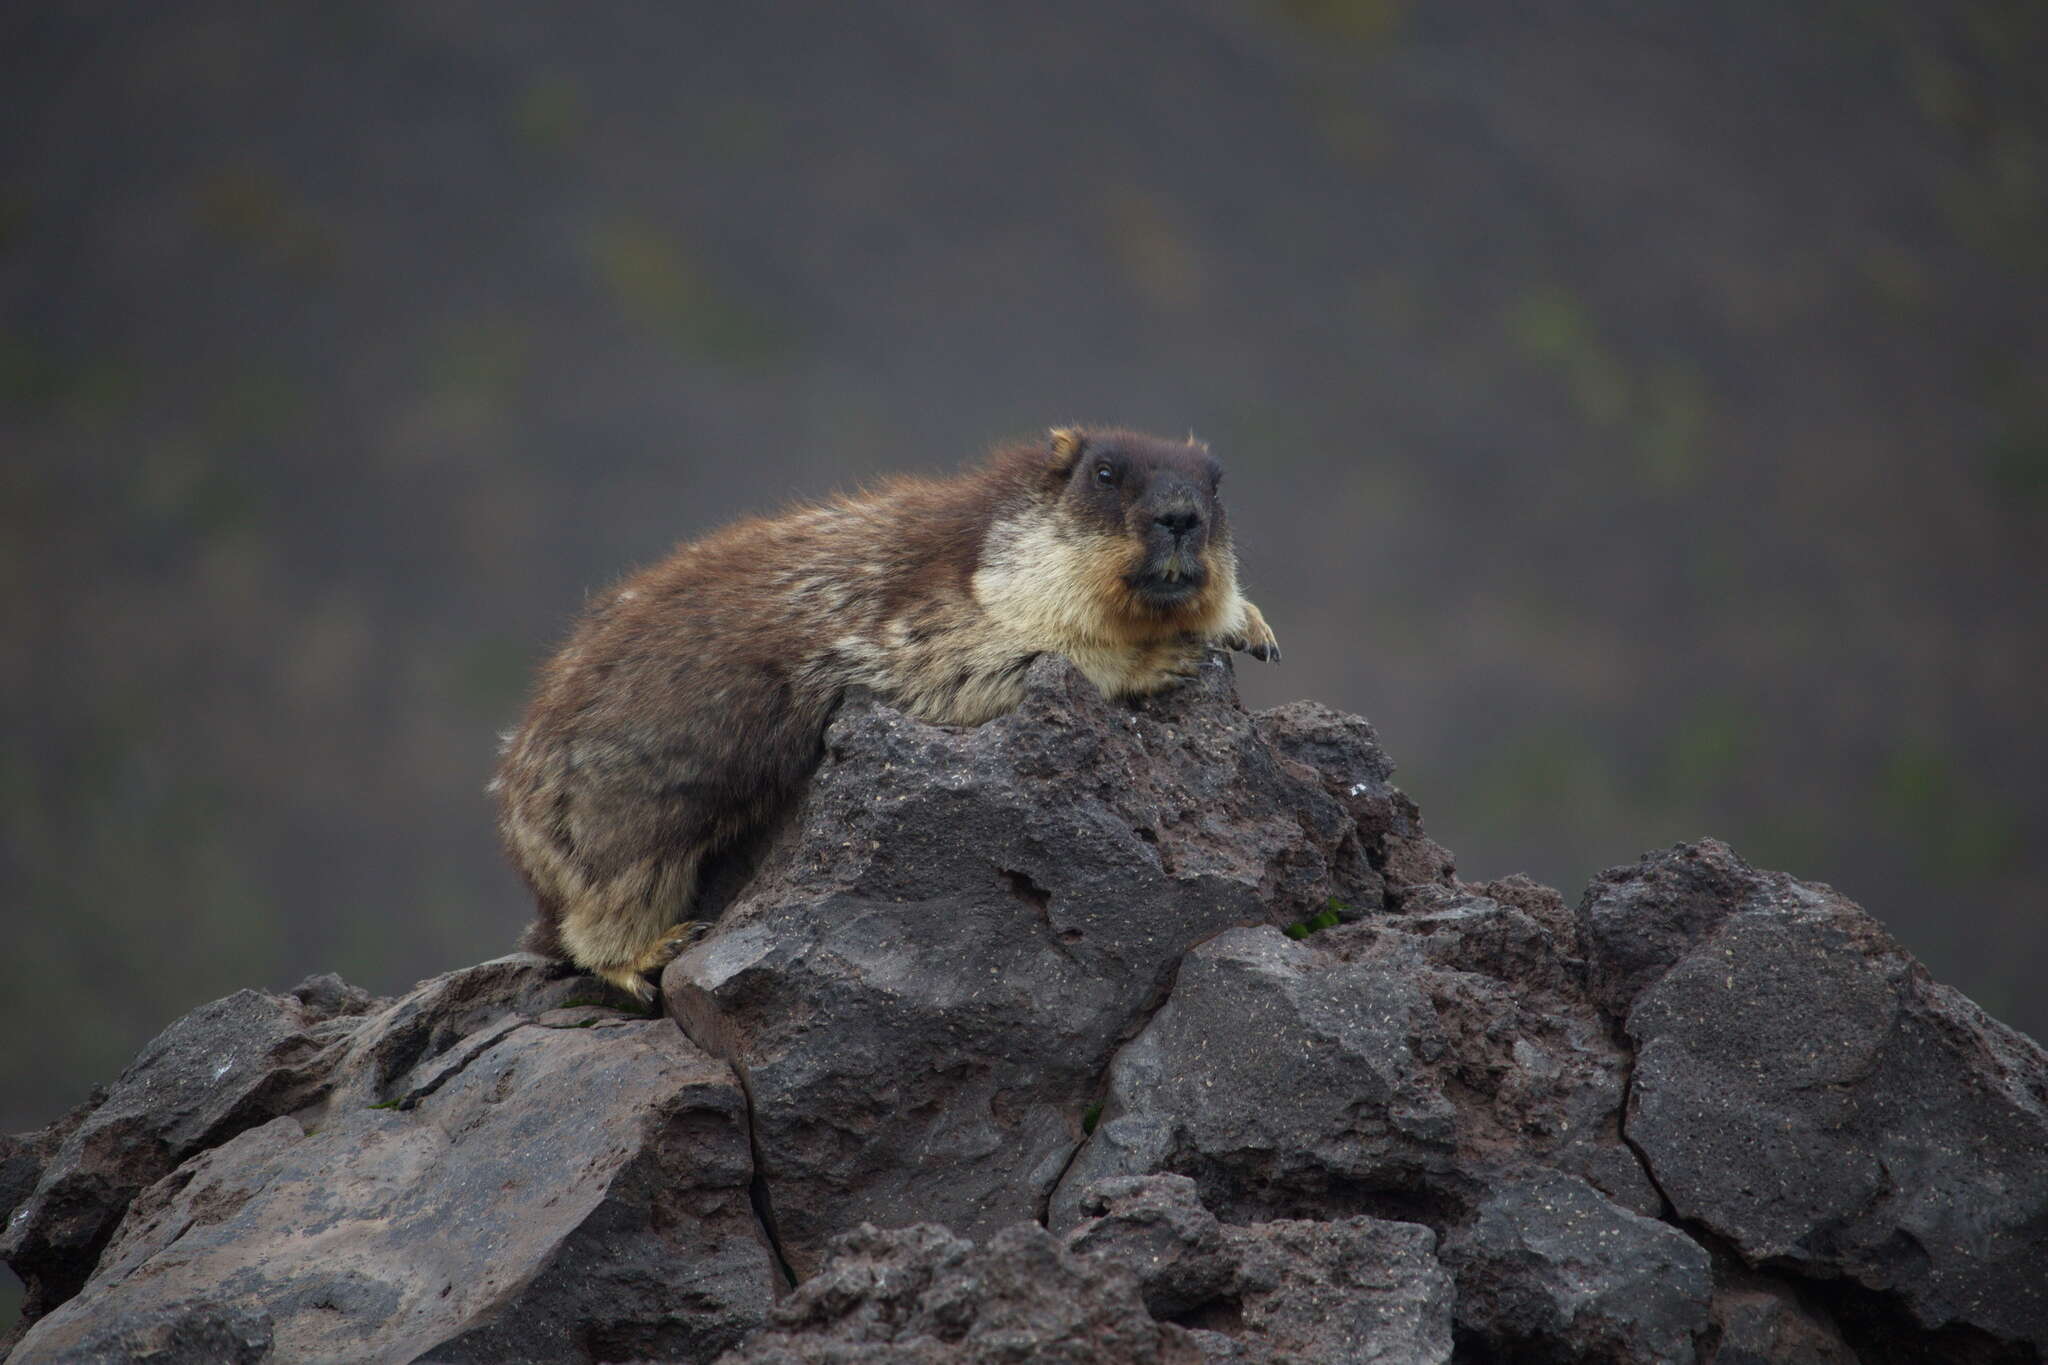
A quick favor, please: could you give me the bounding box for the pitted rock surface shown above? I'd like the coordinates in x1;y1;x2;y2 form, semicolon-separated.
1440;1167;1711;1363
1066;1175;1454;1364
715;1222;1202;1365
666;657;1382;1275
6;660;2045;1363
0;976;380;1324
1598;842;2048;1349
7;958;774;1364
1049;904;1645;1233
1706;1278;1858;1365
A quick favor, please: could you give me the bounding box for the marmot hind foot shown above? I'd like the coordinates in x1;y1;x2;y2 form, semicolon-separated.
595;920;711;1003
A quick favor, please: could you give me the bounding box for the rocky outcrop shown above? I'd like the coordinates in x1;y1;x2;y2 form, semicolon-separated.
1064;1175;1455;1363
6;658;2045;1363
716;1222;1202;1365
665;657;1385;1276
3;962;774;1363
1;974;381;1327
1590;843;2048;1354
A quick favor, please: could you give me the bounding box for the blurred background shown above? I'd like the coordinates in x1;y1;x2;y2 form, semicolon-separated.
3;0;2043;1150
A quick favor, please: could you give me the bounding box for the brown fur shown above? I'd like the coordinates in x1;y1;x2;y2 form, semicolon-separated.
494;427;1280;999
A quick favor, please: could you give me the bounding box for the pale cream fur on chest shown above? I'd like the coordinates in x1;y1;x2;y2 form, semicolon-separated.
952;514;1245;718
815;512;1246;727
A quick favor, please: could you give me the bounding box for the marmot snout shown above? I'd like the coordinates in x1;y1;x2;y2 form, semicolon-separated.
495;426;1281;999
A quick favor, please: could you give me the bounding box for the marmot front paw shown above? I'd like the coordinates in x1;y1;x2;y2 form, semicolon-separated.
1220;600;1282;663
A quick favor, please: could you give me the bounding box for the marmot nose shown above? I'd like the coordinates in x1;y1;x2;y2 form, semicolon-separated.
1154;508;1202;537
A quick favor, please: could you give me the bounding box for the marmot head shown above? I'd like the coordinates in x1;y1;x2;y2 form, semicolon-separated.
1046;427;1232;620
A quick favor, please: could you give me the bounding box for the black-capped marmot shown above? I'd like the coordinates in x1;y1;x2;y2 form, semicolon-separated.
494;427;1280;999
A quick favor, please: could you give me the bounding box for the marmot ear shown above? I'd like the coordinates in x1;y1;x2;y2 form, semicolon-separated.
1049;427;1086;471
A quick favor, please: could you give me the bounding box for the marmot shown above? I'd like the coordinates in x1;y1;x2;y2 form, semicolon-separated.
494;427;1280;1000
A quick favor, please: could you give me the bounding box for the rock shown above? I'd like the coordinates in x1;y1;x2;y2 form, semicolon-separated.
0;977;381;1324
1063;1175;1454;1364
1706;1280;1856;1365
718;1221;1201;1364
0;1091;96;1243
1049;901;1643;1231
1599;843;2048;1351
1065;1176;1235;1318
9;666;2048;1365
1440;1168;1711;1363
1464;873;1579;958
8;957;777;1364
1252;701;1449;907
1380;835;1459;903
1050;925;1463;1227
288;971;382;1023
13;1300;277;1364
668;657;1381;1275
1222;1217;1454;1364
1576;838;1783;1016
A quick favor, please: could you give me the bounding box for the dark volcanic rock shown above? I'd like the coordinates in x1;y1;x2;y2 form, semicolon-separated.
1440;1167;1711;1363
718;1221;1201;1365
667;656;1382;1275
1221;1215;1452;1365
14;1299;278;1365
9;958;776;1363
1066;1176;1237;1318
0;974;380;1326
1050;924;1464;1224
1592;842;2048;1351
1706;1278;1857;1365
0;1092;96;1253
1048;900;1645;1232
1252;700;1454;909
10;663;2048;1364
1575;838;1814;1017
1065;1174;1454;1362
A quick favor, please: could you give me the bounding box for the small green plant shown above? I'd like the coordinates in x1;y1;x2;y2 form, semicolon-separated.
1082;1102;1104;1135
1283;900;1346;939
367;1099;402;1110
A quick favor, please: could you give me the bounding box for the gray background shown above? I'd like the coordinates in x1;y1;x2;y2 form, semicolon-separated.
4;0;2042;1160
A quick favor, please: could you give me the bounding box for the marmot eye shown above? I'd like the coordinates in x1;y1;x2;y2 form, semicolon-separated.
1095;464;1116;486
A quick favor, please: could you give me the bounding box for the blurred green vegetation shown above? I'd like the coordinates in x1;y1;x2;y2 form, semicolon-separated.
0;191;26;254
193;167;340;275
1;721;281;1134
1506;286;1709;494
0;334;133;420
1895;0;2048;275
1877;740;2022;881
587;220;790;369
1099;187;1205;314
445;636;542;719
514;74;590;154
1983;423;2048;504
1269;0;1407;48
